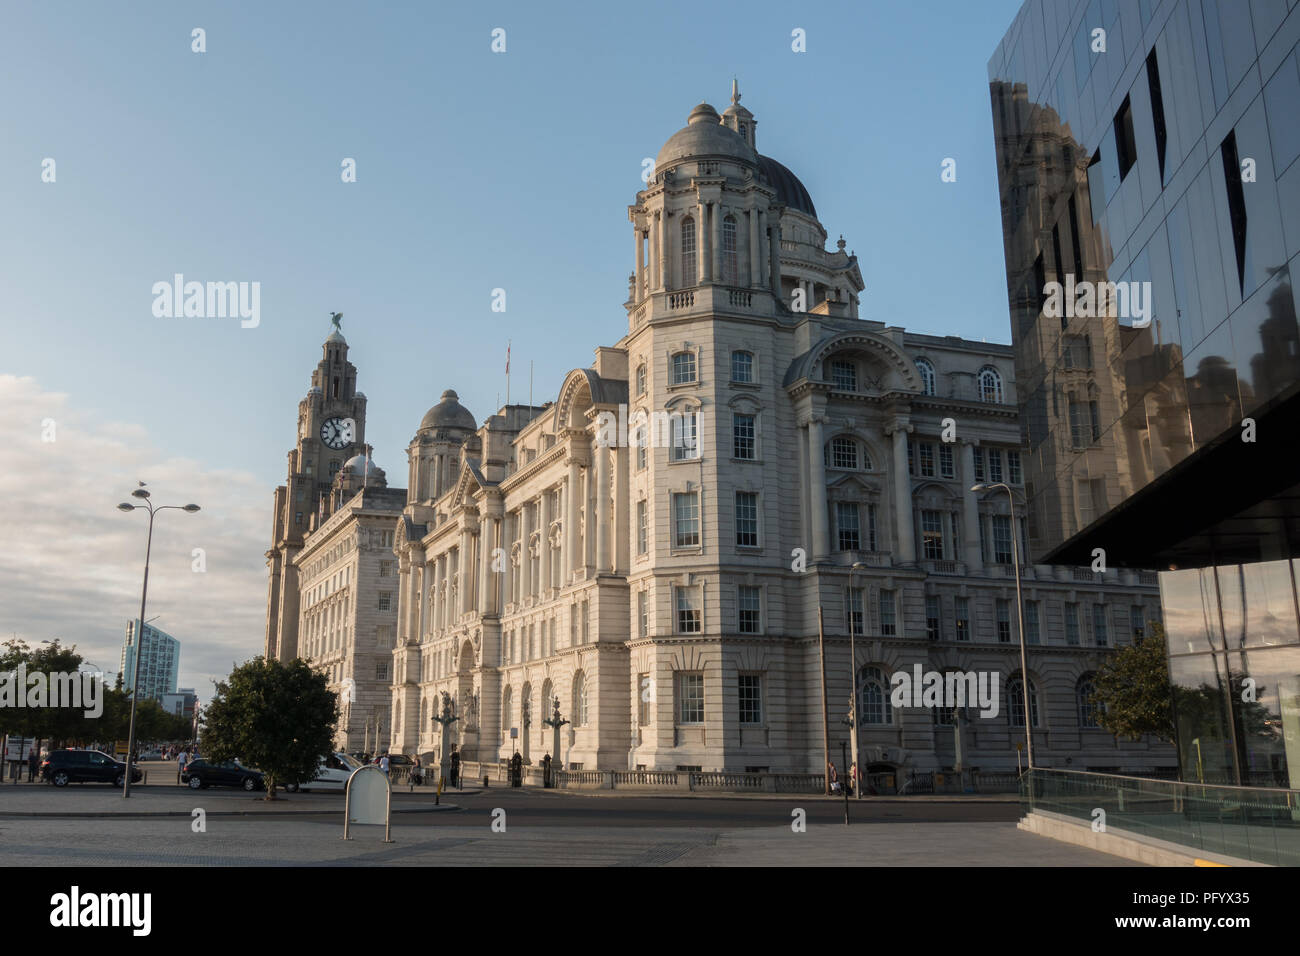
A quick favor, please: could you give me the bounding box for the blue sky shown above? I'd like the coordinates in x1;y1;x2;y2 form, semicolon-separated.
0;0;1024;690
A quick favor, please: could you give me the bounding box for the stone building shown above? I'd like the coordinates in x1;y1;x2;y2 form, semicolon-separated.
382;87;1174;777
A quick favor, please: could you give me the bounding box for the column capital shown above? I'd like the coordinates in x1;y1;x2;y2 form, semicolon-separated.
799;414;829;429
883;420;914;437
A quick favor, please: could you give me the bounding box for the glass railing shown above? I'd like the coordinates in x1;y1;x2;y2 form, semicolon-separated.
1020;768;1300;866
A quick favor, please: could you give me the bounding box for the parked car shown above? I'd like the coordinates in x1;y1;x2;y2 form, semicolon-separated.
283;753;361;792
138;750;165;762
41;750;144;788
385;754;414;769
181;758;265;791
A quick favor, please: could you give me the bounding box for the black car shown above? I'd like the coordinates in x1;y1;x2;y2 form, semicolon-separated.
41;750;143;788
181;758;265;791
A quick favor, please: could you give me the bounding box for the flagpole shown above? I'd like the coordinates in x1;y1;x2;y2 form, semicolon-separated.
506;340;511;407
529;360;533;409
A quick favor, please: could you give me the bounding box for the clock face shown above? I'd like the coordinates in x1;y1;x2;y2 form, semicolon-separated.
320;417;353;450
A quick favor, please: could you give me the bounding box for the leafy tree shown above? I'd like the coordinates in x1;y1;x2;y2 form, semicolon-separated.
1092;622;1176;742
0;638;95;749
200;657;337;799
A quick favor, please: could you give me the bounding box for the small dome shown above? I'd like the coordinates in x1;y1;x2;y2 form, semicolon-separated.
419;389;476;432
325;331;346;345
655;102;758;173
758;155;817;218
342;454;384;478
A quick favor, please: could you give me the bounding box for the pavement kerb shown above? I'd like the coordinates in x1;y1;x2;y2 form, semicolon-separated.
0;804;463;819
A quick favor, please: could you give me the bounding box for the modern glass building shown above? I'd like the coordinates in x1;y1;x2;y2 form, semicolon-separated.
989;0;1300;786
120;619;181;702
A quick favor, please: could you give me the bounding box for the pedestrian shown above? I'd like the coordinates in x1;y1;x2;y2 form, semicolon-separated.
178;750;189;776
829;762;841;793
411;754;422;786
379;753;390;775
27;748;39;782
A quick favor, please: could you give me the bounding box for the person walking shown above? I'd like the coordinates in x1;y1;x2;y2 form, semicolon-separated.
177;749;189;779
410;754;422;787
829;762;841;794
379;753;390;775
27;747;39;782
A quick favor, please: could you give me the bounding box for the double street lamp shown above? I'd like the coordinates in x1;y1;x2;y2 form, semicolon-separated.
970;481;1032;769
117;486;200;798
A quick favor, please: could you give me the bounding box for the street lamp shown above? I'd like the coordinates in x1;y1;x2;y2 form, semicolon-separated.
117;486;200;798
970;481;1032;769
848;561;867;799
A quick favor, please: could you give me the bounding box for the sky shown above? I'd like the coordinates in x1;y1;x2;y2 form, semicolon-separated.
0;0;1025;699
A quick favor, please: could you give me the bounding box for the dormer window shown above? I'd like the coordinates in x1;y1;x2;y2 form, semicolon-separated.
830;359;857;391
671;351;697;385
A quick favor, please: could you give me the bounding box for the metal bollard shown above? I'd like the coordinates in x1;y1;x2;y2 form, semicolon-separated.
483;775;489;788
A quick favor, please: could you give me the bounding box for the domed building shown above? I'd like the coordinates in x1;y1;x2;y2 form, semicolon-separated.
273;88;1169;779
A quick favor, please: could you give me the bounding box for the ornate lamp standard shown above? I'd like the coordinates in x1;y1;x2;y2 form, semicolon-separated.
971;481;1032;769
542;695;569;784
117;486;200;798
430;691;459;784
848;560;867;799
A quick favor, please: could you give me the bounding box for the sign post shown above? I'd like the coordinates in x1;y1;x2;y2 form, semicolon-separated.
343;765;392;843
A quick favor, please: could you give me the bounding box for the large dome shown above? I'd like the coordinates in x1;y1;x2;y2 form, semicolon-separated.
419;389;476;432
757;155;817;218
655;102;759;172
342;453;384;478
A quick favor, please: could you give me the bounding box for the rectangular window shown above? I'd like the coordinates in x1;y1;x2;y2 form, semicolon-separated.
638;590;648;638
1069;399;1087;448
675;587;701;634
1114;95;1136;181
835;501;860;551
830;360;857;391
379;560;392;577
955;596;970;641
376;662;388;681
637;500;648;555
1007;449;1022;485
973;448;986;482
991;515;1013;564
1089;401;1101;442
671;411;699;461
988;448;1003;484
1025;600;1040;644
867;504;877;551
672;351;697;385
677;672;704;723
636;363;646;395
1093;604;1109;646
921;510;944;560
735;491;759;548
878;589;896;637
733;413;756;459
731;351;753;383
738;586;761;634
1130;605;1145;642
1065;603;1080;645
738;674;762;723
996;598;1011;643
672;492;699;548
918;442;936;477
637;442;646;471
847;588;865;637
939;443;955;478
637;672;650;724
378;592;392;612
925;595;941;641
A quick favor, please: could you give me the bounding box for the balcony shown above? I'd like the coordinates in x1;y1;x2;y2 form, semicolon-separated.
630;286;779;327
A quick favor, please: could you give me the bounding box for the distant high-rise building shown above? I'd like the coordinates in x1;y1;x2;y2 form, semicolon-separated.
120;620;180;701
160;687;199;721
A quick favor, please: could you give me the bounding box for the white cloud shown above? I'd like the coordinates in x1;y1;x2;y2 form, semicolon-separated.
0;375;269;702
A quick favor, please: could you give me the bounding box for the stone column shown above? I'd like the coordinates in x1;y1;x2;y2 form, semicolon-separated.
595;442;610;572
889;425;916;564
711;202;722;283
769;215;782;299
566;459;581;580
416;559;427;641
539;490;553;594
648;215;658;292
500;512;514;607
478;514;495;614
520;503;532;600
961;442;983;570
747;208;759;288
698;199;709;283
659;210;670;292
459;528;473;615
634;225;644;302
807;417;830;561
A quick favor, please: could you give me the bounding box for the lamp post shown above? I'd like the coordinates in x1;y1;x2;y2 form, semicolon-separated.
117;486;200;798
970;481;1032;769
848;561;866;799
430;691;459;786
542;695;569;786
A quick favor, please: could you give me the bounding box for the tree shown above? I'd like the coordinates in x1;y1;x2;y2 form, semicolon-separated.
0;638;95;749
1091;622;1176;742
200;657;337;799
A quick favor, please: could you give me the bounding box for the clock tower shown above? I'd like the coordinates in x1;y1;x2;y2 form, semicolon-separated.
264;321;368;661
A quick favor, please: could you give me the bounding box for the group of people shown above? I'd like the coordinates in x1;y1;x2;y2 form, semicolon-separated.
828;762;860;796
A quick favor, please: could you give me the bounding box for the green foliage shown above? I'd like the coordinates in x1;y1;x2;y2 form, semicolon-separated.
200;657;337;799
1092;623;1176;742
1;638;95;745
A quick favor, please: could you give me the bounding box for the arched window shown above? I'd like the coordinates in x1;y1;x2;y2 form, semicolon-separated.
915;357;936;396
1008;676;1039;728
858;666;892;725
978;367;1003;404
681;217;697;286
827;436;859;470
1078;677;1102;728
722;215;738;284
572;671;588;726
